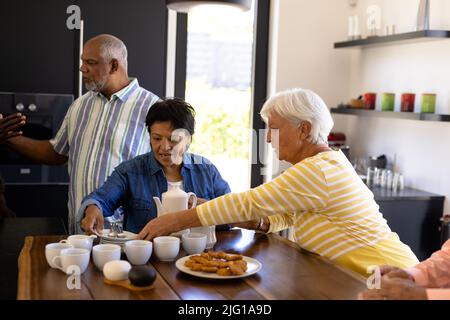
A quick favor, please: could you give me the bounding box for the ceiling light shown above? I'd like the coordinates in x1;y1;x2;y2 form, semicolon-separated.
166;0;252;13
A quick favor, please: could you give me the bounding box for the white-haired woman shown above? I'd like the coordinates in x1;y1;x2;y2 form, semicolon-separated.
136;88;419;276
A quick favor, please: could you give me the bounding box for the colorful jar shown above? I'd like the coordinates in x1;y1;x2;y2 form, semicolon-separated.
421;93;436;113
381;93;395;111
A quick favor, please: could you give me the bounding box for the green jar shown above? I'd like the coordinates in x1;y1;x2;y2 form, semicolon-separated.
421;94;436;113
381;93;395;111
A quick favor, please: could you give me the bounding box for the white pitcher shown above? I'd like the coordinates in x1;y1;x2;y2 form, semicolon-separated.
190;225;216;250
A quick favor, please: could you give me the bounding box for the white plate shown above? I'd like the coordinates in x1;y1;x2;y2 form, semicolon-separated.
99;238;129;253
99;229;137;242
175;255;262;279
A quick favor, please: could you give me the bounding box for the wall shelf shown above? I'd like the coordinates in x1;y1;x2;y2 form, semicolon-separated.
331;106;450;122
334;29;450;48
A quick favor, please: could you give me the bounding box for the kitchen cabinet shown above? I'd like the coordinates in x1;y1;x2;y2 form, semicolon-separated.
0;0;168;97
4;183;69;231
0;0;77;94
372;186;444;261
0;0;168;223
77;0;167;97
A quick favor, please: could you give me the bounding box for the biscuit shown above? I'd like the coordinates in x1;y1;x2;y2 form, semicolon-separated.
185;251;248;276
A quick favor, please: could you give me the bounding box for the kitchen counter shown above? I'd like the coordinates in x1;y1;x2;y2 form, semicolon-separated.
371;186;445;201
370;187;445;260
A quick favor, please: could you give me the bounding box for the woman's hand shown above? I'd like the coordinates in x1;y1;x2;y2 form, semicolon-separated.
137;213;174;240
80;205;104;235
137;208;201;241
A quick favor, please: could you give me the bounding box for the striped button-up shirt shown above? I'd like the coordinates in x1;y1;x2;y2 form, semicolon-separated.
50;78;159;234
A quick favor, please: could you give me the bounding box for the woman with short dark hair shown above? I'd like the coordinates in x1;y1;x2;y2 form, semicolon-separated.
79;98;230;234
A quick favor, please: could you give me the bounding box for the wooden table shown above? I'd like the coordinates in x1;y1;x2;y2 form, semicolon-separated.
17;229;365;300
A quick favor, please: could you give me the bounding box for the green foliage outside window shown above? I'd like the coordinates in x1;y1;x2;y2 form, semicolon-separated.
186;80;251;159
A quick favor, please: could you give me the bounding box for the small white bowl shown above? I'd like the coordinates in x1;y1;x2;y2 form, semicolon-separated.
182;232;207;255
153;236;180;262
125;240;153;265
103;260;131;281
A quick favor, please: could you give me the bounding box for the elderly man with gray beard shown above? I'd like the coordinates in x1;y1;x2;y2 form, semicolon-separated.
5;34;159;233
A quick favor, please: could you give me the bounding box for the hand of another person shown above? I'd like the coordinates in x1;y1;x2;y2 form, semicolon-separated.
359;276;428;300
80;205;104;235
0;113;26;143
379;265;414;281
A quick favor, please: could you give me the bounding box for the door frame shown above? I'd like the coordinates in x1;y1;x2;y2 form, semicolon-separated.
173;0;271;188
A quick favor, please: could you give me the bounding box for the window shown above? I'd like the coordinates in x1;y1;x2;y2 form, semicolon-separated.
185;4;255;192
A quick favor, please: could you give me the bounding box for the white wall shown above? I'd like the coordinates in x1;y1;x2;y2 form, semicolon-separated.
268;0;352;176
346;0;450;113
271;0;351;104
334;0;450;213
270;0;450;213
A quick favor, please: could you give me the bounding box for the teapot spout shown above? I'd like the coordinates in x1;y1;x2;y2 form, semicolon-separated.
153;197;165;217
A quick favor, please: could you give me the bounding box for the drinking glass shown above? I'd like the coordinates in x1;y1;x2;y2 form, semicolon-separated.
392;173;400;192
386;170;394;189
366;167;375;186
374;168;382;186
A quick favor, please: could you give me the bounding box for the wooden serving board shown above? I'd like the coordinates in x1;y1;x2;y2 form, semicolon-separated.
104;278;154;291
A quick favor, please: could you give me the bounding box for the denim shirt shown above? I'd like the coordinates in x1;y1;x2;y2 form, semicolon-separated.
78;152;231;233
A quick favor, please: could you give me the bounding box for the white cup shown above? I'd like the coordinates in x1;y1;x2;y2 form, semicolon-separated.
60;235;95;251
125;240;153;265
52;248;90;274
92;244;121;271
45;242;73;268
182;232;207;255
153;236;180;262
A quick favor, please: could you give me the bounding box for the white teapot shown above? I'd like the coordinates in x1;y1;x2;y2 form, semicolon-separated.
153;182;197;215
153;182;197;237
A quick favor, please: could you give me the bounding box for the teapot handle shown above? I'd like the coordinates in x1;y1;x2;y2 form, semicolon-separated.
187;192;197;209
